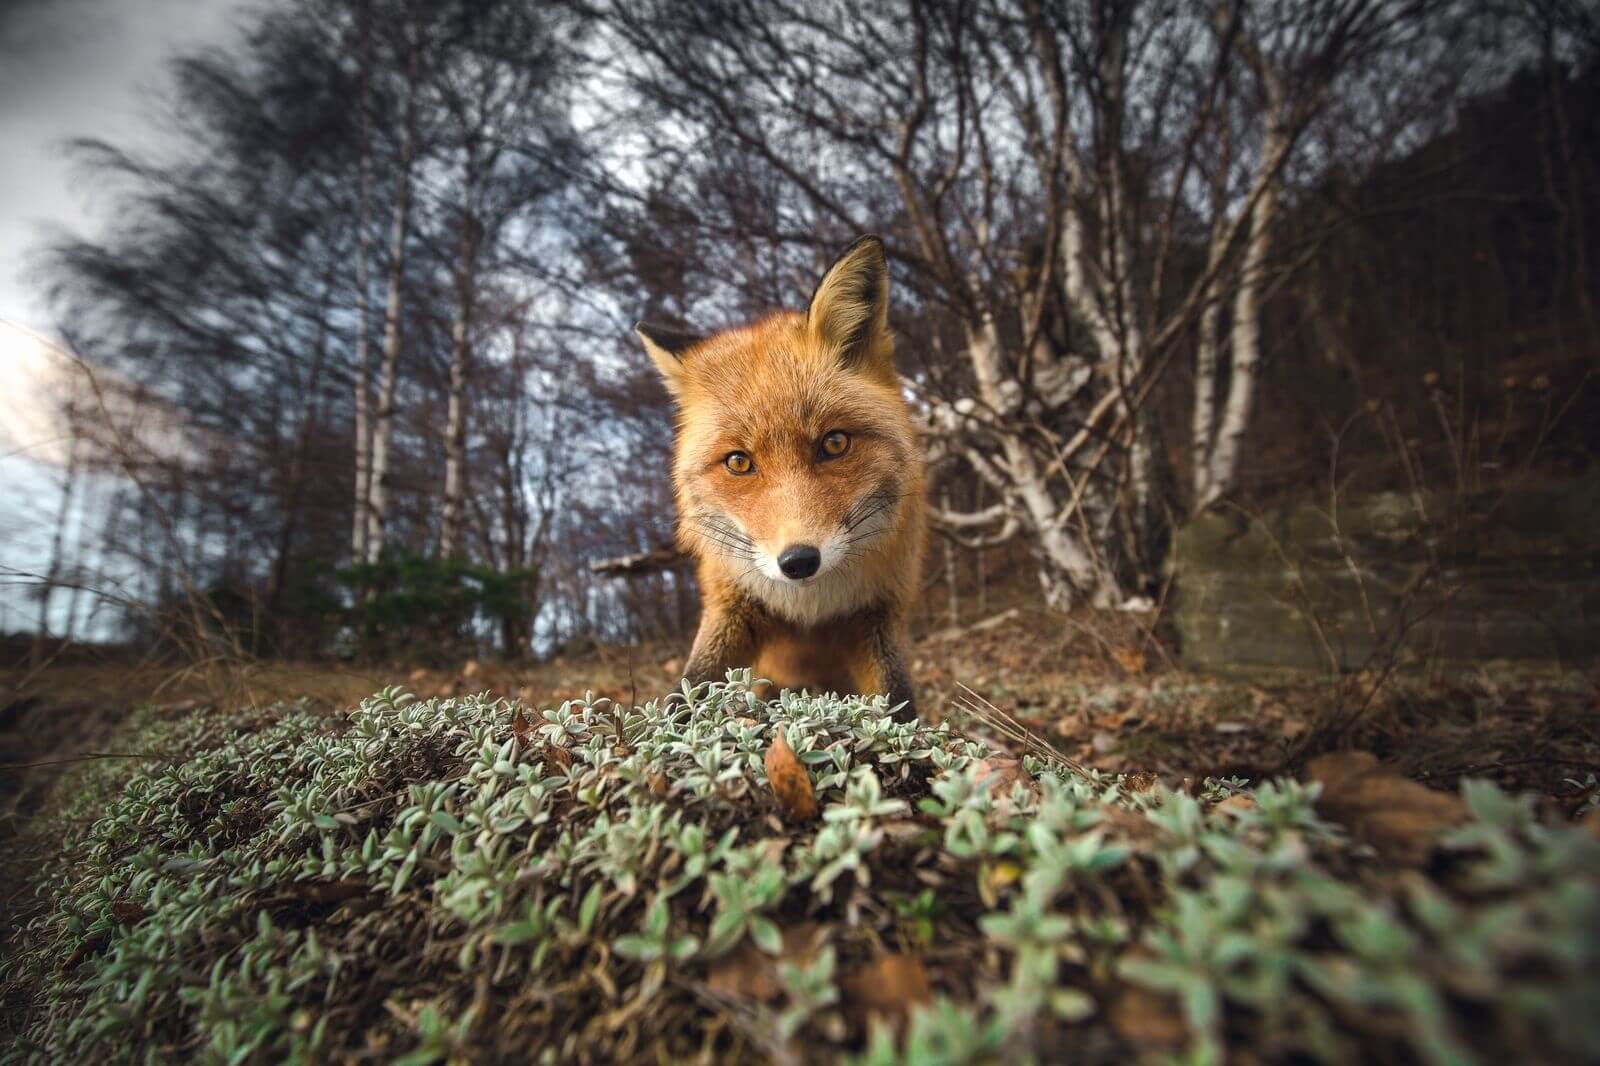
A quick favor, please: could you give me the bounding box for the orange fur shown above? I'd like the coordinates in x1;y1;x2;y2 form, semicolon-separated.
639;236;927;717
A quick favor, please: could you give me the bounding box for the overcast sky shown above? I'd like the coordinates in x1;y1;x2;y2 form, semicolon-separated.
0;0;257;334
0;0;256;635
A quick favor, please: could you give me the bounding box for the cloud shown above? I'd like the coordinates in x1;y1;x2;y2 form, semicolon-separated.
0;0;255;336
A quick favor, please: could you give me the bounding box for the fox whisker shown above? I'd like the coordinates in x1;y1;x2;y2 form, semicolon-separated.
842;490;900;534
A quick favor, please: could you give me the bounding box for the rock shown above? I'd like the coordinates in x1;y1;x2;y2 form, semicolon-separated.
1172;478;1600;673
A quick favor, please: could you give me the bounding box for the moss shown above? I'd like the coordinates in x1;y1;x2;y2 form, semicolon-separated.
3;676;1598;1064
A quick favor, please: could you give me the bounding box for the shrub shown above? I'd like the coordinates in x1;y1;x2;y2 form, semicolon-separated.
3;675;1597;1063
338;555;538;662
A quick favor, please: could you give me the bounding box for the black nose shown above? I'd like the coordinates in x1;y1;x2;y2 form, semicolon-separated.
777;544;821;580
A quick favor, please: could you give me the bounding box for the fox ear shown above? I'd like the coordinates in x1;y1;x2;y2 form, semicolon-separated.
807;235;892;376
635;322;704;396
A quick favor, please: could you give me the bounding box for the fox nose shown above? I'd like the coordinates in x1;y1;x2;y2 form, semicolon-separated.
777;544;821;580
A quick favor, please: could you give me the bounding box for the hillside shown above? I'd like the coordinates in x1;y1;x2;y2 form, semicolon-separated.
4;671;1599;1063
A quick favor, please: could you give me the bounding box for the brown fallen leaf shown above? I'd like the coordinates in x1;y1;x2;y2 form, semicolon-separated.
109;901;146;925
1305;751;1468;866
705;923;827;1002
1214;793;1257;817
62;933;110;971
1123;771;1160;794
841;954;932;1032
972;754;1029;793
1111;645;1147;677
511;710;534;743
765;729;818;822
1109;982;1188;1050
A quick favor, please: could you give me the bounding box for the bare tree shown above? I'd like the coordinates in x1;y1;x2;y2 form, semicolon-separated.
351;2;376;563
579;0;1433;607
365;40;420;564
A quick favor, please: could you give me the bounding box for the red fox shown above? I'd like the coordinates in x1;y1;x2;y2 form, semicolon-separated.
637;236;927;719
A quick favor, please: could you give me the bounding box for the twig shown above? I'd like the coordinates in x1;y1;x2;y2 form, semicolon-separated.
0;751;164;771
950;682;1089;778
1414;755;1600;782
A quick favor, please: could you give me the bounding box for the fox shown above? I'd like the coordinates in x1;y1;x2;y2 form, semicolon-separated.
637;235;927;720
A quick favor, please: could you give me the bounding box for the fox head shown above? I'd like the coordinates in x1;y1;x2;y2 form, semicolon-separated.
638;236;925;625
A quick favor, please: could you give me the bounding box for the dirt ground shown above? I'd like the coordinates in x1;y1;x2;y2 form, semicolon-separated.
5;605;1598;862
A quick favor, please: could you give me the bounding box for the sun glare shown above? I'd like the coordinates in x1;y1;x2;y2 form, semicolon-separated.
0;318;73;464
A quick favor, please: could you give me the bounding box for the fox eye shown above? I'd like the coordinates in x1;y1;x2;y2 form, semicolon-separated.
819;431;851;459
724;451;754;475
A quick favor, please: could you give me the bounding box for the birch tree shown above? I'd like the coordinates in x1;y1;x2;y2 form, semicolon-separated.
584;0;1424;607
350;3;375;562
431;4;568;560
364;39;419;564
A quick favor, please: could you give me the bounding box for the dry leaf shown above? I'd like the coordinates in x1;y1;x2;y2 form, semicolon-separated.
841;954;932;1031
1123;771;1160;794
706;923;826;1002
109;901;146;925
764;729;818;822
1306;751;1467;866
1111;645;1147;676
511;711;534;743
660;658;684;677
1109;982;1187;1050
461;660;482;680
1214;793;1257;817
972;754;1028;793
1053;714;1088;739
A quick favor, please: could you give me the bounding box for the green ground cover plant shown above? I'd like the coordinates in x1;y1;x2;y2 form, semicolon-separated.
3;673;1598;1063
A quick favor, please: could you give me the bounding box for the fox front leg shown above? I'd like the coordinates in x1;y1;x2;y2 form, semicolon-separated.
854;611;917;722
681;601;759;688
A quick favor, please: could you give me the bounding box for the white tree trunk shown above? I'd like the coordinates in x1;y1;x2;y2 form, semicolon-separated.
365;66;417;564
1191;290;1222;508
439;283;471;558
438;325;469;558
1205;128;1283;506
961;317;1120;610
33;429;81;664
350;90;373;563
439;165;478;560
